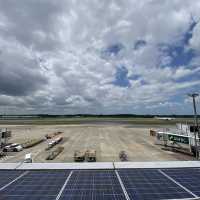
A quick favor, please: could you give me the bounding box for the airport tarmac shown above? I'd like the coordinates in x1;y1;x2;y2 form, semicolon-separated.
0;124;195;163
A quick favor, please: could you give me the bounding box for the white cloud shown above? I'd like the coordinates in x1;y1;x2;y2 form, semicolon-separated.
0;0;200;114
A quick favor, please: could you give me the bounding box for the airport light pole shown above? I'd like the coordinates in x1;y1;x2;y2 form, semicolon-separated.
188;93;199;159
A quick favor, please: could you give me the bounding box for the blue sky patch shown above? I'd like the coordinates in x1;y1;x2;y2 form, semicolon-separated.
159;18;199;67
129;74;141;80
102;43;124;57
182;16;199;45
134;40;146;50
167;46;195;67
113;66;130;87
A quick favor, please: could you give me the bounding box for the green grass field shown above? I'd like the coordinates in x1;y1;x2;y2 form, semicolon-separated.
0;117;194;125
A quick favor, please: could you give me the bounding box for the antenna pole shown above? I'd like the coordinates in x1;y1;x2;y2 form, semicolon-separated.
188;93;199;159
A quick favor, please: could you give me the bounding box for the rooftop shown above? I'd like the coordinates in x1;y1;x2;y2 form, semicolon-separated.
0;161;200;200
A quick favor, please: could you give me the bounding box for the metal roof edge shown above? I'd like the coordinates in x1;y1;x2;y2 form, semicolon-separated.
114;161;200;169
16;162;114;170
0;161;200;170
0;163;21;170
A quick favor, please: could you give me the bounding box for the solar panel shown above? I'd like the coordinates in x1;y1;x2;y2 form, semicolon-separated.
0;170;70;200
0;170;24;189
162;168;200;197
118;169;194;200
0;168;199;200
59;170;126;200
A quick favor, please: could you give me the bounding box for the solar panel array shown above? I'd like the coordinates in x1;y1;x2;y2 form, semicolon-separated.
118;169;194;200
59;170;126;200
162;168;200;197
0;168;199;200
0;170;24;189
0;171;70;200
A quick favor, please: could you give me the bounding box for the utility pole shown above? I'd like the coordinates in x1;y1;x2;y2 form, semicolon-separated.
188;93;199;159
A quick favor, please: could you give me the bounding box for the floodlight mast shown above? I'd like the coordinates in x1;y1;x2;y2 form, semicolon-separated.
188;93;199;159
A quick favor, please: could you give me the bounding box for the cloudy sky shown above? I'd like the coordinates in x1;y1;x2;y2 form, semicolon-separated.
0;0;200;115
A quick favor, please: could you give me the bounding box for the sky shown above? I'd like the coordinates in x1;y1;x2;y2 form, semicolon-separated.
0;0;200;115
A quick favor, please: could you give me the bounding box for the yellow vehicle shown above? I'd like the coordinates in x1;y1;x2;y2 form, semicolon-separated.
85;149;96;162
74;150;85;162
